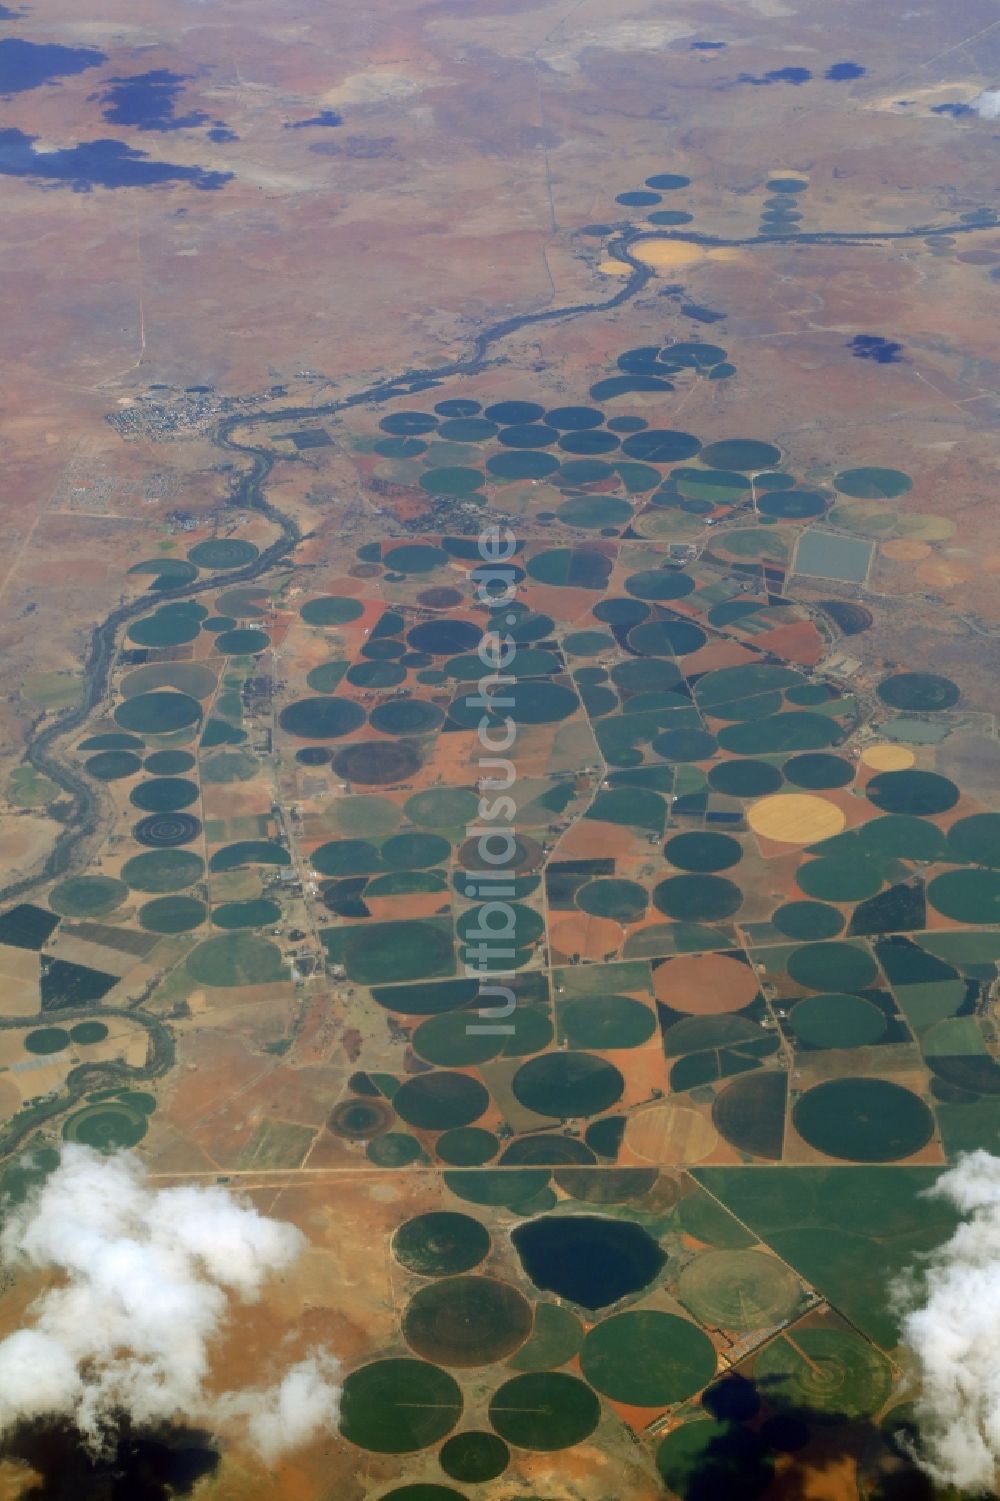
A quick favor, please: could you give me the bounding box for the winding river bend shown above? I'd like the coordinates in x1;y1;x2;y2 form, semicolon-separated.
3;210;995;907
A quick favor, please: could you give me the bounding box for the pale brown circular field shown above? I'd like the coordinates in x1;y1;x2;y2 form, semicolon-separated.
653;952;759;1015
549;911;622;961
748;792;846;845
861;742;915;771
626;1103;718;1164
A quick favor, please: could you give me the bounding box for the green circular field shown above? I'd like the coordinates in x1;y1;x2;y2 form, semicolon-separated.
652;875;743;922
132;812;202;849
188;538;259;569
122;848;204;892
278;696;365;739
439;1430;509;1482
70;1021;109;1045
508;1302;583;1371
49;875;127;918
783;753;854;789
384;544;449;573
665;832;741;872
403;1275;533;1365
339;1358;462;1452
718;712;841;755
753;1327;893;1418
488;1373;600;1451
411;1012;504;1068
212;898;281;929
795;856;882;902
378;1488;464;1500
793;1077;934;1161
144;749;196;774
138;895;207;933
186;933;285;987
122;664;217;701
577;878;648;922
332;740;421;785
115;691;201;734
367;1133;423;1167
758;489;828;520
214;628;270;655
403;787;474;826
833;467;912;499
128;609;202;648
789;993;886;1048
393;1071;490;1130
772;901;845;939
393;1212;490;1276
676;1249;801;1328
558;995;656;1049
63;1099;149;1152
624;569;695;601
130;777;200;813
877;672;959;712
435;1127;498;1165
300;596;365;626
786;941;877;991
927;868;1000;923
24;1027;70;1055
699;438;781;471
656;1418;774;1500
369;700;445;736
85;750;142;781
712;1072;787;1160
707;760;783;797
511;1051;624;1117
945;813;1000;867
500;1136;595;1167
580;1310;717;1406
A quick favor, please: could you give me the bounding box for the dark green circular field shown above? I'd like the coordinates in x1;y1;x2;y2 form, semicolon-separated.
369;700;445;736
332;740;421;785
122;848;205;892
877;672;959;712
699;438;780;471
186;933;285;987
786;941;877;991
656;1418;774;1500
653;728;717;762
138;895;207;933
707;760;783;797
796;856;882;902
132;812;202;848
783;753;854;789
24;1027;70;1055
927;868;1000;923
127;609;202;648
130;777;200;812
85;750;143;781
508;1302;583;1371
384;544;449;573
393;1212;490;1276
488;1373;600;1451
393;1071;490;1130
115;691;201;734
403;1275;532;1365
526;548;613;589
70;1021;109;1045
300;596;366;626
833;467;912;499
188;538;259;569
757;489;828;520
435;1127;498;1165
665;832;741;872
439;1430;509;1482
214;628;270;655
577;878;648;922
123;663;217;700
792;1077;934;1161
712;1071;787;1160
652;874;743;922
144;749;196;774
718;712;841;755
789;993;887;1048
412;1011;505;1067
511;1051;624;1117
49;875;127;918
581;1310;716;1406
945;813;1000;867
367;1133;423;1167
343;919;453;983
624;568;695;601
772;901;845;939
629;619;707;657
278;696;365;739
339;1358;462;1452
63;1099;149;1152
559;994;656;1049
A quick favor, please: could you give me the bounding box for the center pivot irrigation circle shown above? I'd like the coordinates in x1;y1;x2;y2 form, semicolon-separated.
132;812;202;847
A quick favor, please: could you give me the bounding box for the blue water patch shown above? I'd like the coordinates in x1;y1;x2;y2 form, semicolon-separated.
0;128;231;189
285;110;343;130
739;66;812;87
932;101;974;117
207;124;238;142
691;40;726;50
99;70;208;131
0;37;105;93
826;61;865;80
849;335;903;364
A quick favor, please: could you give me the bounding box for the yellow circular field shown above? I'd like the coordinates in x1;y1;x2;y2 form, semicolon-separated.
861;743;916;771
631;239;707;271
626;1103;718;1165
748;793;847;844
